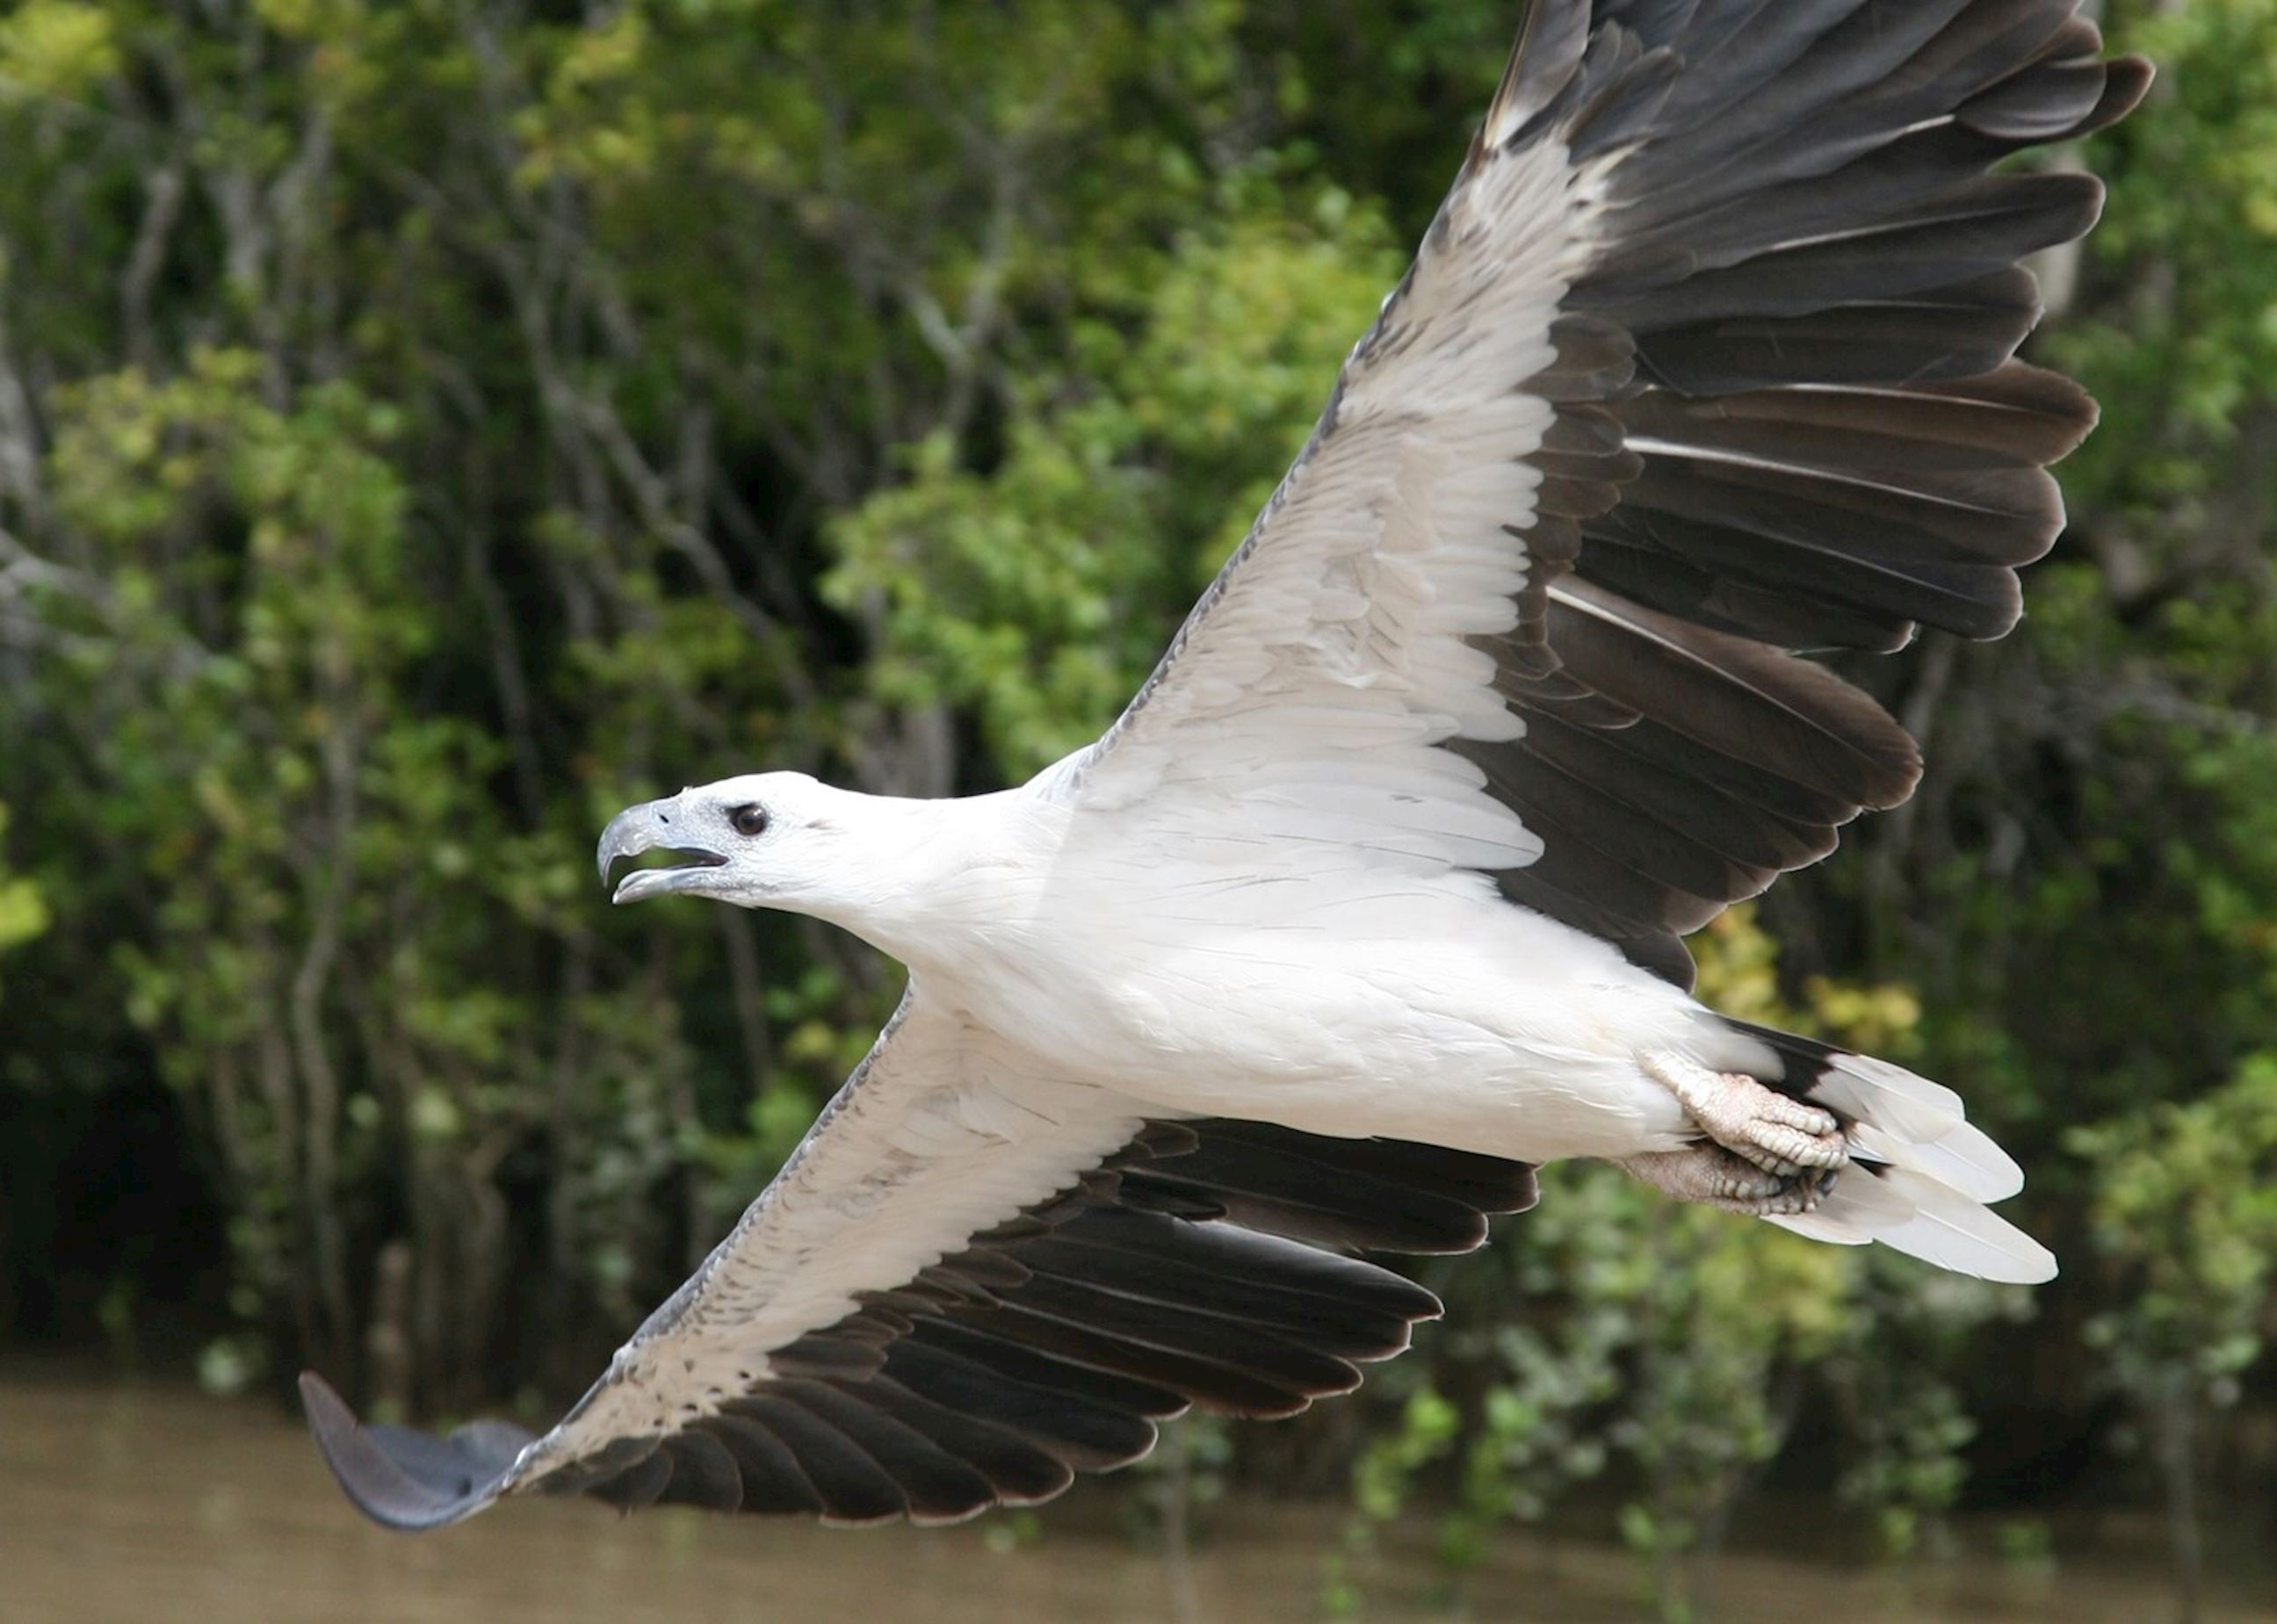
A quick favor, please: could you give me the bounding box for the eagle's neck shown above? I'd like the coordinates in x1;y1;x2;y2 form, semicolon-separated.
795;786;1061;975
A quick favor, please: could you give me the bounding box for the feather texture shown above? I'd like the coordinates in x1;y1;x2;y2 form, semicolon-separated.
1080;0;2148;986
301;1000;1539;1531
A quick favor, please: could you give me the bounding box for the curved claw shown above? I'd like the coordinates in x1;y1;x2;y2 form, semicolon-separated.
299;1371;531;1532
1642;1053;1850;1177
1616;1146;1837;1217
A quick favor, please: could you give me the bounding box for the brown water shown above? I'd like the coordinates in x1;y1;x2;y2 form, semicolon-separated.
1;1372;2271;1624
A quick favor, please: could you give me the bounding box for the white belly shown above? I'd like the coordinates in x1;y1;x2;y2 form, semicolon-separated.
923;882;1705;1165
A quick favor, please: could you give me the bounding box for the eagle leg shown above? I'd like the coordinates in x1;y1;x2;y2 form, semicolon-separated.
1616;1144;1839;1217
1642;1050;1848;1177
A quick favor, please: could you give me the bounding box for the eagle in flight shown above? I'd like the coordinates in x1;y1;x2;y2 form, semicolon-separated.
304;0;2150;1531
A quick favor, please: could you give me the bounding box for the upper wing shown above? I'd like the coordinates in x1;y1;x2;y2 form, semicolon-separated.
300;992;1537;1529
1071;0;2150;985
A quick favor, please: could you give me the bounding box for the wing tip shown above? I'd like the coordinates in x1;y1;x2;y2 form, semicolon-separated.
1479;0;1590;153
299;1369;518;1533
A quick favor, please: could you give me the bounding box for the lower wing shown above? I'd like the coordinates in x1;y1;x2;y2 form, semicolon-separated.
300;992;1538;1528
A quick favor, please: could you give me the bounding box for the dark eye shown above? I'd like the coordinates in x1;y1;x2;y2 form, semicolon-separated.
727;804;770;838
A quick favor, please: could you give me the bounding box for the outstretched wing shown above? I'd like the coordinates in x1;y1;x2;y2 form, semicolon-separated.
1073;0;2150;986
301;992;1537;1529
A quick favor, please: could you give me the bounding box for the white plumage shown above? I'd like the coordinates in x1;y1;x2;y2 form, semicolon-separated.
300;0;2152;1534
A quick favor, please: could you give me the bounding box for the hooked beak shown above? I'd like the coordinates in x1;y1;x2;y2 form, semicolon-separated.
596;797;728;905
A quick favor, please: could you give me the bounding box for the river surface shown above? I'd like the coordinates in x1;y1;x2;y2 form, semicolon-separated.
2;1371;2271;1623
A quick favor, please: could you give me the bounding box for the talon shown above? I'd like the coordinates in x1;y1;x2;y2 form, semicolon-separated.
1728;1121;1845;1177
1709;1163;1785;1202
1617;1146;1836;1217
1642;1051;1849;1178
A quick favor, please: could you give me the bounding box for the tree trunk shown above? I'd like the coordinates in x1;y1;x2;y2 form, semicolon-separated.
2154;1375;2204;1624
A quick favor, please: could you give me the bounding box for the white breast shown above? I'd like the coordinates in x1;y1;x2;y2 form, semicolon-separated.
916;849;1702;1165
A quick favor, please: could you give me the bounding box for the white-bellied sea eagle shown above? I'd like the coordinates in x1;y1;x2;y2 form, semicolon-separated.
301;0;2151;1531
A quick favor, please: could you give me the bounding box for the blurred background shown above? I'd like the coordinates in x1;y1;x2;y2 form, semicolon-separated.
0;1;2272;1620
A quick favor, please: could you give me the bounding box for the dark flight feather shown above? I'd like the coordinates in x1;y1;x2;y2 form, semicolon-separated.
300;1118;1539;1528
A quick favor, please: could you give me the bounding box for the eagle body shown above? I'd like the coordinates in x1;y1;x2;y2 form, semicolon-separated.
298;0;2153;1536
862;778;1707;1163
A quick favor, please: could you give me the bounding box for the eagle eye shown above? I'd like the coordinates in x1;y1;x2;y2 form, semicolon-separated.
727;804;770;838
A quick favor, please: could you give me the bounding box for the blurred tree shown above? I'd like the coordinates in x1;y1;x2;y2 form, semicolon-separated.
0;799;44;1026
0;0;2268;1611
2073;1060;2277;1623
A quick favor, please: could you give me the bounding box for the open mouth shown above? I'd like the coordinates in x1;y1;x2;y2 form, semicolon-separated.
607;847;727;905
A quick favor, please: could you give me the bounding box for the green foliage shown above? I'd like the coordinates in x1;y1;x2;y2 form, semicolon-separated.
2060;0;2277;488
827;421;1160;771
828;199;1399;771
0;802;47;996
2068;1056;2277;1613
0;0;2269;1610
2074;1057;2277;1441
0;2;119;98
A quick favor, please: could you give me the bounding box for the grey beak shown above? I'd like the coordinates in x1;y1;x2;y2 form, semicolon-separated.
596;796;726;904
596;799;664;884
